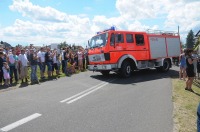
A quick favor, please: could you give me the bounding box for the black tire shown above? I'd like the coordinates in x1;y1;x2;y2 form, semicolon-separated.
158;59;170;72
100;70;110;76
120;61;132;78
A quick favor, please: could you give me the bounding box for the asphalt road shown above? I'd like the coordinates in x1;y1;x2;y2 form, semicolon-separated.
0;67;178;132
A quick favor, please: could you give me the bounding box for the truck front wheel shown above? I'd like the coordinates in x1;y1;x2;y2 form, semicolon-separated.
120;61;132;78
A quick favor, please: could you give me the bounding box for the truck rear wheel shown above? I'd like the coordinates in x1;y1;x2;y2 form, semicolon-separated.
120;61;132;78
157;59;170;72
101;70;110;76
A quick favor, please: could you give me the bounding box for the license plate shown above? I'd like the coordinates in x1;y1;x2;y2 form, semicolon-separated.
93;66;98;70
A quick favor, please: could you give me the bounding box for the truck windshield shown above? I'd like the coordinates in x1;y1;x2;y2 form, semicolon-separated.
88;33;108;48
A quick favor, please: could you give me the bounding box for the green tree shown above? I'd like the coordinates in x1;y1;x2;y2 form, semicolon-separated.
186;30;195;49
194;37;200;50
59;41;67;49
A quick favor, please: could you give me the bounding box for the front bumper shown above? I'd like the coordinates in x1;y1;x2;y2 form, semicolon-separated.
88;64;117;71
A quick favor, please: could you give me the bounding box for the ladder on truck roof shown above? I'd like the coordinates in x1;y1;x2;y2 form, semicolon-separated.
146;29;179;36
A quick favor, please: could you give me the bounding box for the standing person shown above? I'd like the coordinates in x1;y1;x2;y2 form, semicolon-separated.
18;49;29;83
63;47;69;76
77;48;83;71
83;49;86;70
8;49;18;84
30;49;39;84
15;46;21;79
2;62;10;86
45;47;54;79
52;49;59;76
0;51;6;86
69;52;76;74
179;49;187;81
61;48;65;73
15;46;21;56
192;50;198;80
57;53;61;74
26;49;30;62
185;49;198;92
37;47;46;79
74;53;78;69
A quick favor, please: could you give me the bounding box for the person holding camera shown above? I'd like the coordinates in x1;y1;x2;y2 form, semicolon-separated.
45;47;55;79
185;50;198;92
30;49;39;84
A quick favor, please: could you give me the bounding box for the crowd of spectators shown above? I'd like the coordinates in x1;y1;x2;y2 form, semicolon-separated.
0;44;88;87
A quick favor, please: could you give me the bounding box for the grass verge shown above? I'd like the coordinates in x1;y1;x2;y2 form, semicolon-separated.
172;79;200;132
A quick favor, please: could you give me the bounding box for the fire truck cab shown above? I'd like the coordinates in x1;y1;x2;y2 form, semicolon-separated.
87;27;181;77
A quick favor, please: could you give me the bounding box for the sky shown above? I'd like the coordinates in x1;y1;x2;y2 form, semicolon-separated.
0;0;200;47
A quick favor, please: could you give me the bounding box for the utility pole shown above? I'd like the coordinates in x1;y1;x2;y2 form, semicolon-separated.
178;26;179;36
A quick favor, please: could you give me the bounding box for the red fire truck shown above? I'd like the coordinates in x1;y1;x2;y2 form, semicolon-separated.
87;27;181;77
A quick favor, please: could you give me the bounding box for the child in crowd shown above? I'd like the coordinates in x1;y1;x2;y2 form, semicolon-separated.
68;52;76;74
2;62;10;86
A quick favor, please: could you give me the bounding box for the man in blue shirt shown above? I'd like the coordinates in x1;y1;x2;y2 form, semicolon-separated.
30;49;39;84
8;49;18;84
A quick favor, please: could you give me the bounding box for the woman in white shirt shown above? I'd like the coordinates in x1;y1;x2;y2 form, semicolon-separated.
18;49;29;83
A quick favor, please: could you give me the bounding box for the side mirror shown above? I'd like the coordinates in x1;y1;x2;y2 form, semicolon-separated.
88;40;91;48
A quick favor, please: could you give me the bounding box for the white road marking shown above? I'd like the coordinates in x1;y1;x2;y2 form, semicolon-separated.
67;82;110;104
66;78;116;104
0;113;42;132
60;79;113;103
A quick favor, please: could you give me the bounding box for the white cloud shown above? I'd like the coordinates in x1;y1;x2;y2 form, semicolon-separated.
116;0;200;42
1;19;93;45
165;1;200;31
1;0;199;46
9;0;67;22
116;0;166;20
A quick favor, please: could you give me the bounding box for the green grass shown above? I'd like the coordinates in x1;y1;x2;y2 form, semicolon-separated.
172;79;200;132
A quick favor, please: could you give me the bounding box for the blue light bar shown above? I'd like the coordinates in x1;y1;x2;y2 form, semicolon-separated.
110;26;115;30
96;26;116;34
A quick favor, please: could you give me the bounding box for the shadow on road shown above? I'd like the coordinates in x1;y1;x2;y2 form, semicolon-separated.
90;68;179;85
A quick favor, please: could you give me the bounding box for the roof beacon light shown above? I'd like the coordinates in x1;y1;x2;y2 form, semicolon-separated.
96;26;116;34
104;26;115;32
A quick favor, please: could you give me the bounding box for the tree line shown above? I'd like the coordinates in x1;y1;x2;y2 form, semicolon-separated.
185;30;200;50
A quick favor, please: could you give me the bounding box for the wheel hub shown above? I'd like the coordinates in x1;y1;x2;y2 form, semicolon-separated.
126;66;131;73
